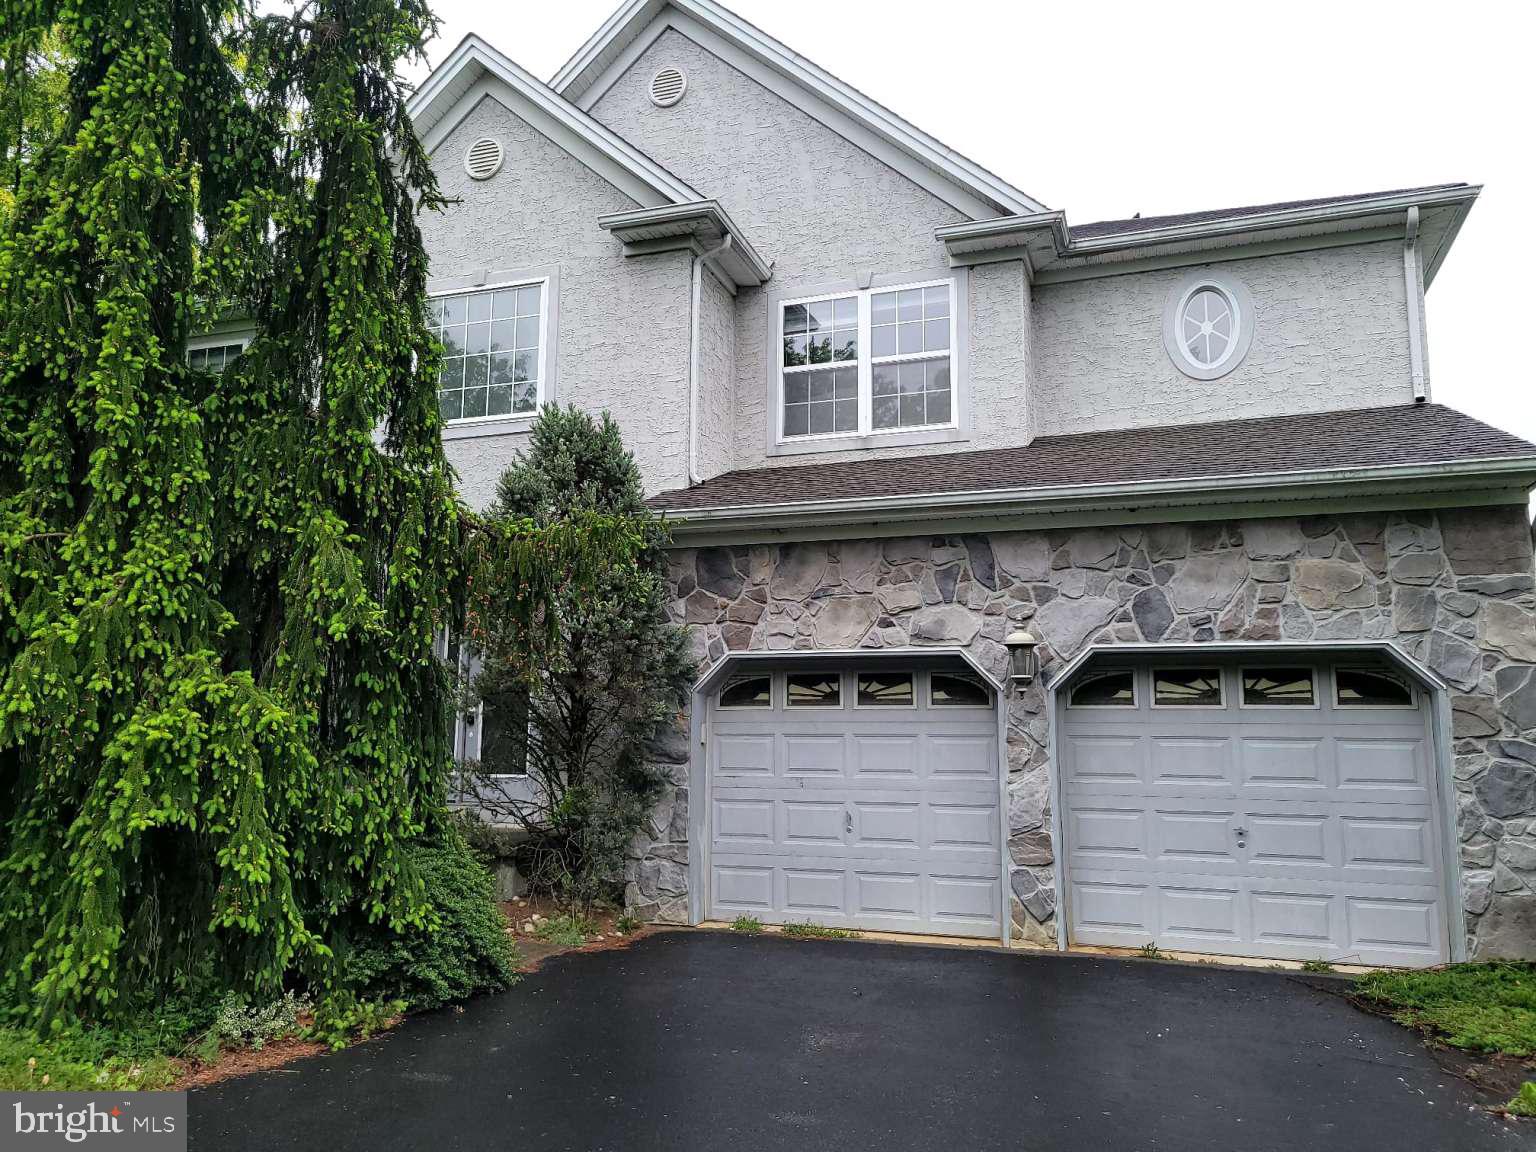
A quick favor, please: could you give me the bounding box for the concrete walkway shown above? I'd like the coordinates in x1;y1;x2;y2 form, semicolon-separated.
192;931;1529;1151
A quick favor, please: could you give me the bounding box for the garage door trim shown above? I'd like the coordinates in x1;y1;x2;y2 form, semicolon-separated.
687;647;1010;943
1044;640;1465;963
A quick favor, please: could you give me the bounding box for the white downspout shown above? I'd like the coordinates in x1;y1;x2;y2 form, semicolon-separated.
1403;205;1428;403
689;234;733;487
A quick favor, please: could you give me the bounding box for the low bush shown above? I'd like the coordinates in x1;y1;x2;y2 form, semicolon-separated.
0;1000;215;1091
535;914;597;948
208;991;310;1052
1353;962;1536;1056
1506;1082;1536;1118
731;915;763;934
346;827;520;1013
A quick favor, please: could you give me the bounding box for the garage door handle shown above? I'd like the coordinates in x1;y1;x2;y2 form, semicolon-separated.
845;811;853;834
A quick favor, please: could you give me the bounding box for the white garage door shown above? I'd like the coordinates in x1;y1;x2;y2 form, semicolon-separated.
1060;657;1449;967
707;664;1002;937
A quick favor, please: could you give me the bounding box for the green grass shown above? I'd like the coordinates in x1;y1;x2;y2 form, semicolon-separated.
1353;962;1536;1056
1506;1082;1536;1117
615;912;641;935
1301;958;1336;974
534;913;598;948
730;915;763;934
0;1021;187;1091
780;922;860;940
1137;943;1162;959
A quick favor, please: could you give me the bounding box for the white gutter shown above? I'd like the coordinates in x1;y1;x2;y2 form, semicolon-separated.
1404;206;1428;402
688;235;733;487
660;453;1536;528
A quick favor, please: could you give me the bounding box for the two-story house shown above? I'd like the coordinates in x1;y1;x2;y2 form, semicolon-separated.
408;0;1536;966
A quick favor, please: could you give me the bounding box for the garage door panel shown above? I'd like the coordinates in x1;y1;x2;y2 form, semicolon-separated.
1150;736;1232;785
1159;884;1243;944
1250;891;1337;948
715;800;775;845
1347;897;1440;957
1335;738;1424;791
852;735;919;779
784;735;846;777
1063;657;1447;966
1067;735;1144;784
930;875;999;925
716;734;774;776
1071;806;1148;860
782;801;844;846
1152;809;1237;865
782;868;845;914
855;871;922;918
1240;738;1326;787
709;668;1001;936
853;802;921;847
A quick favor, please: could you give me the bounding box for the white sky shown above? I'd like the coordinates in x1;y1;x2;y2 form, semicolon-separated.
412;0;1535;448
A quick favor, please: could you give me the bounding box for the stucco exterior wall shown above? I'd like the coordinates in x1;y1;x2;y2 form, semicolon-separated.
1031;242;1416;436
695;263;736;480
421;94;693;507
636;505;1536;961
590;30;1038;472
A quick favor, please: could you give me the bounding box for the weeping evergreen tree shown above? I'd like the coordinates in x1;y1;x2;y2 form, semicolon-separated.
0;0;626;1022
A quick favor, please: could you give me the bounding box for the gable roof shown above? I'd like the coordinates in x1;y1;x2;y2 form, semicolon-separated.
650;404;1536;534
549;0;1045;220
409;33;701;208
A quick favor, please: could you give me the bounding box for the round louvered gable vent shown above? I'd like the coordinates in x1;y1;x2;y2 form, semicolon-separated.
464;137;504;180
649;66;687;108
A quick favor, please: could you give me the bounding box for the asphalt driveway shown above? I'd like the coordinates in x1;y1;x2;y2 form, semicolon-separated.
192;931;1530;1151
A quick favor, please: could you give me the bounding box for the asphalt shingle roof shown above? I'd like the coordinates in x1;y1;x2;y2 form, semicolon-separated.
1072;184;1470;240
649;404;1536;513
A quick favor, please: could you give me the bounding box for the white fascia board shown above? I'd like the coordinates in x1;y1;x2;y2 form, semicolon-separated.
552;0;1046;219
410;34;701;209
938;187;1482;273
597;200;773;286
659;455;1536;537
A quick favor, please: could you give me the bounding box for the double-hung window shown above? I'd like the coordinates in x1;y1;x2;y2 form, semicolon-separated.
431;279;547;424
778;278;957;442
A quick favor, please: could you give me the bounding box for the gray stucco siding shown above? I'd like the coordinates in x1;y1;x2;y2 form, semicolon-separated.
695;263;736;479
1031;242;1416;436
421;94;694;506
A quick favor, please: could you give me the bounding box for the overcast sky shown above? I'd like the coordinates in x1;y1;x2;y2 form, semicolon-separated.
411;0;1535;449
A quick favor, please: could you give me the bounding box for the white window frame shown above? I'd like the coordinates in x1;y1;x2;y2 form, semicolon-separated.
429;274;551;432
926;669;994;709
718;672;775;710
852;669;918;710
1237;666;1320;710
1066;667;1140;710
186;331;252;372
1149;666;1228;709
768;271;969;457
1332;666;1418;710
1161;270;1255;381
785;670;845;709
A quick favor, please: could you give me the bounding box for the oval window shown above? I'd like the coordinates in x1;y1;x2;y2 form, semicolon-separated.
1181;286;1236;368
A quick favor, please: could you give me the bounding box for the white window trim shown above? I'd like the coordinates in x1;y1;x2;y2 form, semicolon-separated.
1332;666;1418;710
186;329;253;370
1066;667;1139;710
852;670;918;710
926;669;994;709
785;670;845;708
427;264;561;442
1161;270;1255;381
1149;666;1228;709
1236;666;1320;711
765;268;970;458
717;672;775;710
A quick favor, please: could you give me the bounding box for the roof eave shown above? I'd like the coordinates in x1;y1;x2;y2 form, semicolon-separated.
409;33;702;208
597;199;773;287
657;455;1536;538
937;186;1483;271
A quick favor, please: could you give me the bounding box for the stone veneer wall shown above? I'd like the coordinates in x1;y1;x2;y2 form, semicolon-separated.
629;505;1536;959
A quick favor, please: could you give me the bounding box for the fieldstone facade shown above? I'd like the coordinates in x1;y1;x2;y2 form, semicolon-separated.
628;504;1536;959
